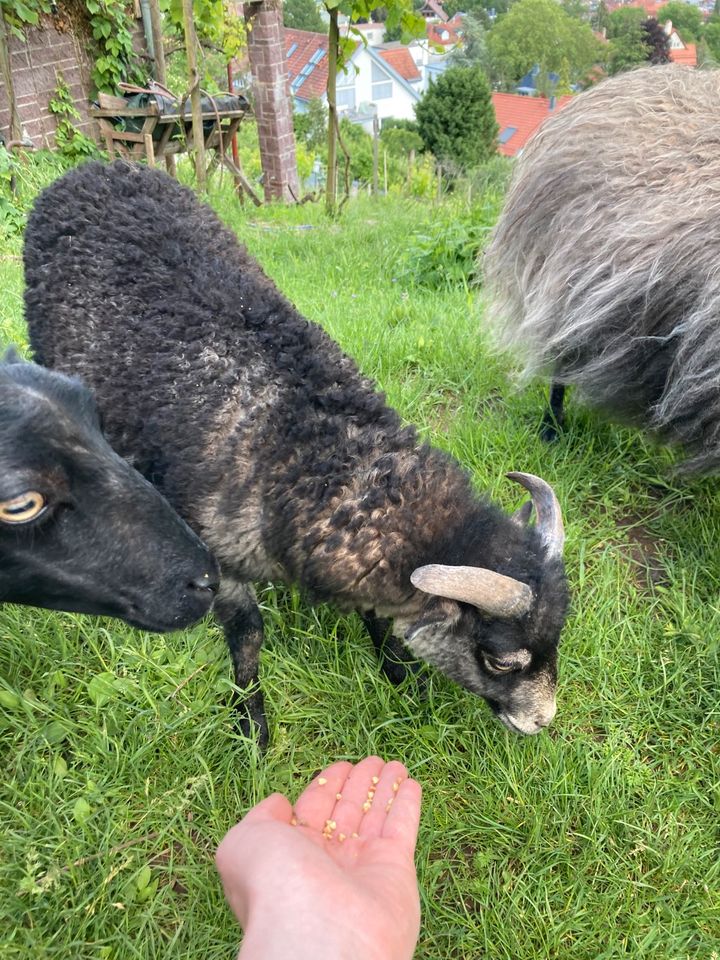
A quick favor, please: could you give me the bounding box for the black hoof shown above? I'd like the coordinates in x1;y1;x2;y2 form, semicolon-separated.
233;689;269;750
540;417;561;443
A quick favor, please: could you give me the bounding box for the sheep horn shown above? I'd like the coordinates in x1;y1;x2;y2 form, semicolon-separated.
410;564;534;620
506;472;564;558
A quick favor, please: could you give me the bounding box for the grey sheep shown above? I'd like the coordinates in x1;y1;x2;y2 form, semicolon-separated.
484;65;720;472
24;161;569;745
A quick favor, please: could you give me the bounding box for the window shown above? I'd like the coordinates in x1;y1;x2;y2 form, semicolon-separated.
290;48;326;92
498;127;517;145
337;71;356;109
371;61;392;100
286;42;298;58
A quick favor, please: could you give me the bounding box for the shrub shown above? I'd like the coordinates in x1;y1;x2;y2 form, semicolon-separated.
415;66;497;171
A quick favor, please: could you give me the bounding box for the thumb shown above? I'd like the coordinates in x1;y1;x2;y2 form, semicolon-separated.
216;793;293;877
241;792;294;826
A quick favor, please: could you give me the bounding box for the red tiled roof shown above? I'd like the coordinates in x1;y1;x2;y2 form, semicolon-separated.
426;13;463;45
606;0;663;16
377;45;421;82
492;93;574;157
284;28;334;100
421;0;449;22
669;43;697;65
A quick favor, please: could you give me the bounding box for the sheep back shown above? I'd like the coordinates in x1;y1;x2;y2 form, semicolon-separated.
484;65;720;472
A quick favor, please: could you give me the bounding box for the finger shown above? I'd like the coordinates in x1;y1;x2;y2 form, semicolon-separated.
381;778;422;858
356;761;409;841
293;760;353;831
330;756;386;838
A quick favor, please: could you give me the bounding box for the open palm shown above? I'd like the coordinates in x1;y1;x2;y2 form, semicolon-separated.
216;756;422;960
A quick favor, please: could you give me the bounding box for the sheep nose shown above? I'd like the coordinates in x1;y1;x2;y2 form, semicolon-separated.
188;569;220;595
535;698;557;730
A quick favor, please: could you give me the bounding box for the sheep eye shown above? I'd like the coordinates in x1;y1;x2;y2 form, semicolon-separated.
0;491;47;524
482;654;517;675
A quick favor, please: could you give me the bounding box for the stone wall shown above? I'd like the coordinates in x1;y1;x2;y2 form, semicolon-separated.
0;14;96;148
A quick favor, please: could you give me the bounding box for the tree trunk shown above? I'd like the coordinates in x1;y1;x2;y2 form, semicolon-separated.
0;9;21;143
147;0;176;176
181;0;206;191
325;8;339;216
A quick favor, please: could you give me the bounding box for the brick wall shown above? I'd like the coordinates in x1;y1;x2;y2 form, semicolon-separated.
245;0;300;202
0;14;97;148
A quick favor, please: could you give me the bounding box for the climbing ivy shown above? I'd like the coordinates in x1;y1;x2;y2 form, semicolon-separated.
1;0;143;92
48;72;102;160
85;0;143;92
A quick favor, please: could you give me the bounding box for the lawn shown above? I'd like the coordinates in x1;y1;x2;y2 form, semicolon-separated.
0;165;718;959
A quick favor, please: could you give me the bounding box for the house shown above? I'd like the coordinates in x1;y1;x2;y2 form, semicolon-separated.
285;28;422;129
346;20;386;47
664;20;698;66
419;0;449;22
492;92;573;158
516;65;562;96
426;12;465;48
605;0;664;17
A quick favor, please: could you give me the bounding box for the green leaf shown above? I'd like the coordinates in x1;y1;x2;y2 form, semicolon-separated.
87;672;118;707
42;720;70;744
135;877;159;903
136;864;152;891
53;755;68;779
73;797;92;823
0;690;21;710
13;1;39;25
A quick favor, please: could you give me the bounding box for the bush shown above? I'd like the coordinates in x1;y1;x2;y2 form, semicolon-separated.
415;66;497;171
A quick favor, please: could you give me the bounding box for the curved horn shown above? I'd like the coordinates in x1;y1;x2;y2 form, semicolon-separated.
410;564;534;620
507;472;565;558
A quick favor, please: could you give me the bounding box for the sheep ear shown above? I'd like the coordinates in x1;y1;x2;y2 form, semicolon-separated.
411;564;534;620
2;346;24;365
404;597;461;652
511;500;533;527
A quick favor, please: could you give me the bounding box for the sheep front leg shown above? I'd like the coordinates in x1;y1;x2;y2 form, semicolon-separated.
362;613;421;686
541;382;566;442
215;581;268;748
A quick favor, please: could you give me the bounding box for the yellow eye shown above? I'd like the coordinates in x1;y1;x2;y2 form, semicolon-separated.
482;654;516;675
0;491;47;524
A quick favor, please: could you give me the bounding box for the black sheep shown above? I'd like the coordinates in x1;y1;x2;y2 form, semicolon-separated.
0;350;218;628
24;161;569;744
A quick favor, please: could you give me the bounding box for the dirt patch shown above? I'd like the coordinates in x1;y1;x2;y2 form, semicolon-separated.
615;513;669;591
427;389;504;435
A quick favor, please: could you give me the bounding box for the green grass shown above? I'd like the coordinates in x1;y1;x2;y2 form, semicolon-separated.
1;169;719;959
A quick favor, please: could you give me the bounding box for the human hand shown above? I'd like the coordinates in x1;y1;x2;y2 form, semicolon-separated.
216;756;422;960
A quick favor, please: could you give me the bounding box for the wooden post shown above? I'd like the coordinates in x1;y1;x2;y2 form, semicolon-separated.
147;0;176;176
226;60;242;197
181;0;206;191
0;8;21;143
372;112;379;197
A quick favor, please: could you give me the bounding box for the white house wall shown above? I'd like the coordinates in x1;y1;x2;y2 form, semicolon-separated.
337;47;419;122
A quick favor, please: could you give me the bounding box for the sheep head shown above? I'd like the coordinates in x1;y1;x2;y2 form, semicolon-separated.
401;473;568;736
